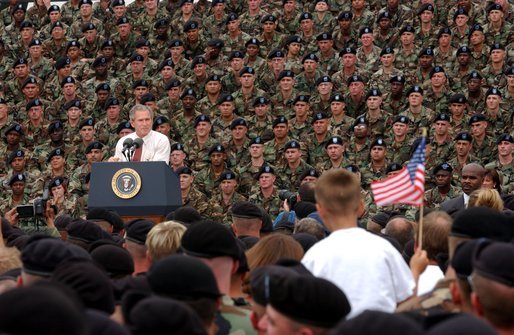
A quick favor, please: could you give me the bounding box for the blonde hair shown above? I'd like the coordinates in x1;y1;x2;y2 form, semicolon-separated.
0;247;21;274
468;189;504;211
146;220;187;262
315;169;361;216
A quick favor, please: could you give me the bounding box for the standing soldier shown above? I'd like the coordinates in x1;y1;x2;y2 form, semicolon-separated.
424;163;462;208
176;166;209;216
206;170;246;225
248;164;281;220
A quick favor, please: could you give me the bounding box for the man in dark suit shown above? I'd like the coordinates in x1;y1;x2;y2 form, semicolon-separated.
440;163;485;216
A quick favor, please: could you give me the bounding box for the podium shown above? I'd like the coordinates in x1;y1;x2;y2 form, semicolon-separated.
88;162;182;223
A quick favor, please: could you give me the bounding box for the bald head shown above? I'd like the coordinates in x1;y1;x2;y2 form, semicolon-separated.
461;163;485;195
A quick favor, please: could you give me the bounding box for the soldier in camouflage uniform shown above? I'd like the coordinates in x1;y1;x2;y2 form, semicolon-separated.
346;117;371;168
68;0;104;40
357;88;391;138
221;51;244;95
469;114;496;165
206;170;246;225
68;141;103;200
386;115;414;165
294;53;323;95
328;93;354;141
176;166;209;215
430;113;454;166
361;137;388;190
448;93;470;136
447;132;478;187
484;134;514;194
270;69;297;117
233;66;267;118
369;47;403;93
224;118;251;168
0;174;31;217
196;74;222;118
247;97;274;141
237;136;269;197
212;94;237;141
481;87;510;136
248;164;282;220
21;99;49;152
0;123;25;173
156;79;183;120
332;11;358;50
172;88;201;144
288;94;313;140
276;139;313;190
111;16;138;59
317;135;349;172
2;149;41;197
307;111;332;167
401;85;434;136
424;162;462;208
195;143;230;197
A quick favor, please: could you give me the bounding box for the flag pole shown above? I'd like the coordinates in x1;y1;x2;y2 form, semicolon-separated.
418;128;427;250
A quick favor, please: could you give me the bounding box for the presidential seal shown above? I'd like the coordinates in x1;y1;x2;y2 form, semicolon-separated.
111;168;142;199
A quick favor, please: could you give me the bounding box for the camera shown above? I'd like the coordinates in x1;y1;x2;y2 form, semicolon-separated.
278;190;297;210
16;184;50;218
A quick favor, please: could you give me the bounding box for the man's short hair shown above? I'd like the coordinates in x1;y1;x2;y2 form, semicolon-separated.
146;221;187;262
314;169;361;216
418;211;452;260
129;104;154;121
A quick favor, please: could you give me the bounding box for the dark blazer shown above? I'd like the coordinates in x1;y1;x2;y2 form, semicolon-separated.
440;195;466;216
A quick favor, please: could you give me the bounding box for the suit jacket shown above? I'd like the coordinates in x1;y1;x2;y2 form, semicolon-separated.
440;195;466;216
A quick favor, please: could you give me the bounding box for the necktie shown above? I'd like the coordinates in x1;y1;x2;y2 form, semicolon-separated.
132;146;142;161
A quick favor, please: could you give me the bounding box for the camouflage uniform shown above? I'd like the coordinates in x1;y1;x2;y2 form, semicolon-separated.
195;165;227;197
171;110;200;143
247;115;274;142
224;138;251;169
21;120;50;152
68;17;105;40
402;106;435;136
369;68;404;93
288;118;312;140
361;162;387;190
248;186;281;219
386;137;414;165
471;137;496;165
223;32;252;58
424;185;462;209
182;186;209;216
239;11;266;36
346;137;370;168
206;192;246;225
187;136;219;171
233;87;267;118
355;45;381;74
485;160;514;194
276;159;313;190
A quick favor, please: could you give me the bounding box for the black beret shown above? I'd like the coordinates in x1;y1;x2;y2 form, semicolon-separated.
230;117;247;129
245;37;260;47
170;143;185;152
8;173;25;186
250;136;264;145
386;163;402;174
90;244;134;278
433;113;451;123
13;58;27;68
419;47;434;57
497;133;514;144
433;162;452;174
49;176;65;189
250;265;306;305
164;79;181;90
64;99;81;110
399;25;415;35
380;46;394;56
371;137;386;148
316;32;332;41
253;96;270;106
183;20;199;31
180;0;193;5
7;149;24;165
4;123;23;136
147;254;221;300
79;117;95;129
129;53;144;63
28;38;42;47
284;35;302;45
230;201;261;219
284;140;301;150
67;219;110;243
79;0;93;6
467;70;483;81
450;207;511;241
353;116;368;128
225;12;238;24
55;56;71;70
490;43;504;53
325;136;343;148
140;93;156;104
298;12;313;22
430;65;445;78
267;271;351;328
330;93;344;103
168;38;183;47
277;69;294;80
451;239;478;279
485;86;501;98
316;75;332;85
131;79;149;90
85;141;103;154
81;22;96;32
339;47;356;56
371;212;390;228
125;219;153;245
206;74;221;83
217;94;234;105
191;55;206;68
393;115;410;124
438;26;452;38
261;14;277;23
175;166;193;175
455;131;472;142
157;59;174;74
208;143;225;156
21;76;37;88
95;82;110;92
468;113;487;125
311;111;328;123
92;56;108;67
207;38;224;49
21;236;76;277
293;94;310;104
181;221;240;259
470;23;484;35
331;310;424;335
487;3;503;13
239;66;255;76
418;3;434;14
47;148;65;162
219;170;237;181
194;114;210;127
26;98;42;110
406;85;423;96
449;93;467;104
302;52;318;63
211;0;224;5
228;50;245;60
426;313;497;335
366;87;382;99
105;97;120;109
347;74;364;85
116;16;130;26
268;49;285;59
359;26;372;36
377;10;391;21
112;0;125;6
154;18;169;29
473;240;514;286
257;164;275;177
47;4;60;13
19;20;34;31
272;115;288;128
66;40;81;51
504;67;514;76
453;6;468;20
47;120;64;133
299;168;319;180
152;116;169;130
456;46;470;55
338;11;352;20
135;39;151;49
116;120;133;133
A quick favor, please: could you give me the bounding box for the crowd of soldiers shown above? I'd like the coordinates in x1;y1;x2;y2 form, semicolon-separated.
0;0;513;226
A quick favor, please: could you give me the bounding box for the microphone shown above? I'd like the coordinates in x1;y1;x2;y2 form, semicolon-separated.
122;138;133;161
129;138;144;161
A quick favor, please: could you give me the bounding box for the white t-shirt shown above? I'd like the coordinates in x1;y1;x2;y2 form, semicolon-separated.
417;265;444;296
302;227;415;319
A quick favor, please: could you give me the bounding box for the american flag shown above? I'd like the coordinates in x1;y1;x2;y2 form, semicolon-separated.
371;137;426;206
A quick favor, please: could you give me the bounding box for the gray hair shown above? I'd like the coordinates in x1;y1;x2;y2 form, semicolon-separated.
129;104;153;121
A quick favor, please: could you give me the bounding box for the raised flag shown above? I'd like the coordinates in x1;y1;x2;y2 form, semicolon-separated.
371;137;426;206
